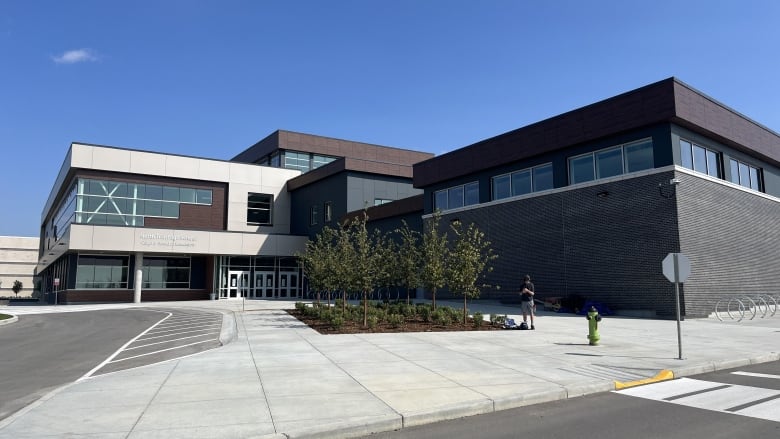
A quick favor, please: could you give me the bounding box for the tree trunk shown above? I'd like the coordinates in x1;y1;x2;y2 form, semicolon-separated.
432;288;437;310
463;294;468;325
406;287;410;305
363;291;368;328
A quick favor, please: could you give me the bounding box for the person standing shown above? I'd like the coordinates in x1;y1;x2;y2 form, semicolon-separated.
520;274;535;330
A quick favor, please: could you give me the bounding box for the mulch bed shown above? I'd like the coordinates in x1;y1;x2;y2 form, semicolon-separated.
286;309;506;334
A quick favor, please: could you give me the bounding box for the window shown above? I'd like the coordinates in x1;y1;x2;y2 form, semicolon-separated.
72;178;213;228
247;193;273;225
569;139;655;184
76;255;129;289
374;198;393;206
284;151;311;172
142;257;190;289
313;154;336;169
680;140;720;177
434;182;479;211
324;202;332;222
492;163;553;201
729;159;762;191
310;205;318;226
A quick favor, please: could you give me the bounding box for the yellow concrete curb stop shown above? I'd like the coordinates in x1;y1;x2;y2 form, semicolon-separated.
614;369;674;390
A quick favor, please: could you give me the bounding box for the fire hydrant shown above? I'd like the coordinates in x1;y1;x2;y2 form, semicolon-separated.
586;306;602;346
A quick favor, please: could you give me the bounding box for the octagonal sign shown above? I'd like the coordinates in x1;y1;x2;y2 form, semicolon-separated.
662;253;691;283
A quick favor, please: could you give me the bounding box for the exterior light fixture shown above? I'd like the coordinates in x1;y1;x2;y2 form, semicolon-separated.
596;191;609;198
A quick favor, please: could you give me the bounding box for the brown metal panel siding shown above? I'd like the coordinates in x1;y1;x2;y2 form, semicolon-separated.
414;79;680;188
672;82;780;167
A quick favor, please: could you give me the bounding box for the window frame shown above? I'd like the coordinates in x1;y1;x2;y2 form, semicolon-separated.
568;138;654;185
309;205;318;226
729;158;762;192
679;139;721;178
324;201;332;222
246;193;273;226
492;163;553;201
434;181;479;211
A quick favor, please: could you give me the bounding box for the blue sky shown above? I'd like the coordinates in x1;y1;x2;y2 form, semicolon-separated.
2;1;779;237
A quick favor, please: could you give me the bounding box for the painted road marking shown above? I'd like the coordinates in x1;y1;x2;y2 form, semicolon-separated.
732;371;780;380
615;377;780;423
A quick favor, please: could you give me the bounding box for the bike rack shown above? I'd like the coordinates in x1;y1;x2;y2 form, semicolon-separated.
714;294;778;322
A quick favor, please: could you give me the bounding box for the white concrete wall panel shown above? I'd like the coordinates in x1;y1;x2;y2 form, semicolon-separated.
228;163;261;185
241;234;270;254
70;143;94;168
0;237;39;250
0;249;39;263
92;147;132;173
164;154;200;179
93;226;135;251
129;151;167;176
68;224;94;250
198;159;231;182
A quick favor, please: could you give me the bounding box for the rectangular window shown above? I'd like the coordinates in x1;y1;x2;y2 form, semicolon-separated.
596;147;623;179
730;159;762;191
434;190;448;211
511;170;532;196
448;186;464;209
374;198;393;206
76;255;129;289
247;193;273;225
533;164;554;191
464;182;479;205
492;174;511;200
324;202;332;222
142;257;190;289
569;154;595;184
624;139;654;173
310;205;318;226
680;139;720;177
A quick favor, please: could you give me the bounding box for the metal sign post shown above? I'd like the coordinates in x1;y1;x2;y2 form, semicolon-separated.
662;253;691;360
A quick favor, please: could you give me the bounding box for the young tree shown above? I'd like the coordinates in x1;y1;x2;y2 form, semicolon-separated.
420;211;448;310
395;220;421;304
12;280;23;298
297;226;337;305
447;220;498;324
347;212;389;327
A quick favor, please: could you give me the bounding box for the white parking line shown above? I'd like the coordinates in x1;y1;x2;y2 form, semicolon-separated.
732;371;780;380
137;326;222;341
125;331;221;350
107;340;218;363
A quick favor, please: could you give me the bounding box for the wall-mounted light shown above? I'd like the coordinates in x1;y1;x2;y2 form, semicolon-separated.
596;191;609;198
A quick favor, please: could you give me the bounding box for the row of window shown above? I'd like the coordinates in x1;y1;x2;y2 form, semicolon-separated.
75;255;191;289
434;139;655;211
680;139;763;191
261;150;337;174
310;202;333;226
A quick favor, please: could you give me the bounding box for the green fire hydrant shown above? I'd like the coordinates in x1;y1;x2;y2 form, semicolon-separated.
586;306;602;346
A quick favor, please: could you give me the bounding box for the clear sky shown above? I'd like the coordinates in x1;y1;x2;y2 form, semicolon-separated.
2;1;779;237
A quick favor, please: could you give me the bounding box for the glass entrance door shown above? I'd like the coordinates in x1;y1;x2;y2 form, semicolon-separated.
278;272;298;298
254;271;275;298
228;271;250;298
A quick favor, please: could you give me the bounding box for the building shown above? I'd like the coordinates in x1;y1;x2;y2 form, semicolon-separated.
0;236;39;298
412;78;780;318
35;131;431;304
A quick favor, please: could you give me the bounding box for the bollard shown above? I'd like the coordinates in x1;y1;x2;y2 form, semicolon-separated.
586;305;602;346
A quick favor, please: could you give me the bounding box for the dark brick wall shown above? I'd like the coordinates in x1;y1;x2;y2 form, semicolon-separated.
434;171;682;317
676;171;780;317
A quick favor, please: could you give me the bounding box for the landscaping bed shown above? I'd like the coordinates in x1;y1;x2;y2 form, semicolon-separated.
286;301;506;334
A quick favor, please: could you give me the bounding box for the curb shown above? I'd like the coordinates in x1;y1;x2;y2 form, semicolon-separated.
219;310;238;346
614;369;674;390
0;315;18;326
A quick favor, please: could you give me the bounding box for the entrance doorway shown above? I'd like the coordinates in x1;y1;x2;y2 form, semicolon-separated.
278;272;298;298
227;271;250;298
254;271;275;298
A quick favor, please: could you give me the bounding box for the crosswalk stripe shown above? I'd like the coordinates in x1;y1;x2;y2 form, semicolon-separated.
732;371;780;380
615;377;780;424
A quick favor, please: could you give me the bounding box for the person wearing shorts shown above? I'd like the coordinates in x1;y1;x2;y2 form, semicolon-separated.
520;274;535;330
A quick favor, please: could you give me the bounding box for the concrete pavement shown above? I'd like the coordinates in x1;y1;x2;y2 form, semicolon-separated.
0;299;779;438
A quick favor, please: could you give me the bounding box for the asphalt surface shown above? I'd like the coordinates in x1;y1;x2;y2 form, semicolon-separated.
0;299;778;439
0;309;163;420
363;360;780;439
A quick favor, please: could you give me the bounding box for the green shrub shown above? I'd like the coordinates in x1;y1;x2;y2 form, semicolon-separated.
432;308;451;325
473;312;484;327
329;315;344;329
295;302;307;312
418;306;432;322
367;315;379;329
387;313;405;328
490;314;507;326
400;303;416;318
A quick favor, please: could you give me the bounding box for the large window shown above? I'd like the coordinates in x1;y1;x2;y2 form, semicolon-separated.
324;202;332;222
247;193;273;225
142;257;190;289
433;182;479;211
680;140;720;178
75;255;129;289
569;139;654;185
284;151;311;173
729;159;762;191
492;163;553;200
310;205;318;226
74;179;212;227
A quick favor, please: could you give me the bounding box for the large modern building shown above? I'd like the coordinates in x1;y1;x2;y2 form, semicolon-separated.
412;78;780;318
34;78;780;318
35;131;431;304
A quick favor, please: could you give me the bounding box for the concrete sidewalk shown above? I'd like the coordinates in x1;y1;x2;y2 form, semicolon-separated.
1;299;779;438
